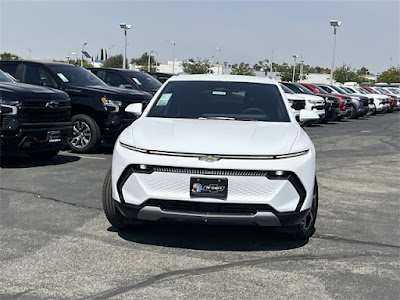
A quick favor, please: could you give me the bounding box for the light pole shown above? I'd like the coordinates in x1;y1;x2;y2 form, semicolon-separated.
270;48;275;73
81;42;87;67
148;50;155;72
292;55;299;82
330;20;341;84
171;40;176;74
27;48;31;59
216;47;221;74
120;23;132;69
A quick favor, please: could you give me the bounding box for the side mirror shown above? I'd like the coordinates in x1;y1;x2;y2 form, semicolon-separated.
299;109;319;122
119;84;133;89
125;103;143;117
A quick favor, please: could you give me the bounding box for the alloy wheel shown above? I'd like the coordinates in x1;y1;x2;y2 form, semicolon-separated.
71;120;92;149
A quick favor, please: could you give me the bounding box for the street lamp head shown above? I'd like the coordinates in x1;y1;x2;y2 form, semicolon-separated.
330;20;341;27
171;40;175;45
83;42;88;46
120;23;131;29
293;55;299;59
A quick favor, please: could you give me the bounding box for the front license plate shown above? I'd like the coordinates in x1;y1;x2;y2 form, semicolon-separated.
48;131;61;143
190;177;228;198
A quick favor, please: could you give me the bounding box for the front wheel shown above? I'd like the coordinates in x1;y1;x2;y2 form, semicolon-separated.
288;179;318;240
69;114;100;153
102;168;127;231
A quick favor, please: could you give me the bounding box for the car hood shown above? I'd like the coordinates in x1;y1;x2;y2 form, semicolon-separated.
295;93;324;103
127;118;300;155
63;84;152;101
0;82;69;100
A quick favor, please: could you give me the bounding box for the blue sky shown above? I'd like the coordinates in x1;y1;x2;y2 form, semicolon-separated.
0;0;399;74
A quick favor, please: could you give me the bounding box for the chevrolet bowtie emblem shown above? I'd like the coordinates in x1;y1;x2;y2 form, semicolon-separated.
199;155;220;162
45;101;59;108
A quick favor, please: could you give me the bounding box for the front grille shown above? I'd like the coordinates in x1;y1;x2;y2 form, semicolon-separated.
144;199;274;215
19;100;71;123
153;166;269;176
292;100;306;110
18;110;70;123
22;100;70;108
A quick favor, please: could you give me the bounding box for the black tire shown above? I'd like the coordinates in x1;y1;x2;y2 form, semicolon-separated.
102;168;127;231
69;114;100;153
349;105;357;119
288;179;318;240
29;150;59;160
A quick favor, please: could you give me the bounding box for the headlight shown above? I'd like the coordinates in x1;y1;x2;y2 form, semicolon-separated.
0;99;21;106
101;97;122;112
0;99;20;115
307;99;317;104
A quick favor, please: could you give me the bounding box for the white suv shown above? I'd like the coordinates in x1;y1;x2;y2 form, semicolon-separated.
103;75;319;239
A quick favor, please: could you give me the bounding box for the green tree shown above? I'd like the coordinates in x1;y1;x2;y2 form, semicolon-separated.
230;62;255;76
378;67;400;83
181;58;213;74
131;52;158;71
102;54;128;68
0;52;19;60
333;64;360;83
357;66;369;76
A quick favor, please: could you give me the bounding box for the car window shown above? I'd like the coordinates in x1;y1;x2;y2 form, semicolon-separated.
318;86;332;93
127;72;162;90
104;72;130;87
280;84;295;94
24;65;57;88
47;64;107;86
0;69;14;82
147;81;290;122
0;63;18;77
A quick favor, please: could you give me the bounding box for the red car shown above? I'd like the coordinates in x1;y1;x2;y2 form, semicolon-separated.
301;83;350;119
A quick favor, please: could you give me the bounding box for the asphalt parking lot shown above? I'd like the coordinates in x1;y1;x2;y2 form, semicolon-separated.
0;112;399;300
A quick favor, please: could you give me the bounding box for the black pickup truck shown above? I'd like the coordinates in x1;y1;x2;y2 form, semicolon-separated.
0;61;152;153
0;69;72;159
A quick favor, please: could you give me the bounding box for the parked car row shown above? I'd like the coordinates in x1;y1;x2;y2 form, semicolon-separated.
1;60;398;159
0;61;153;155
279;81;399;127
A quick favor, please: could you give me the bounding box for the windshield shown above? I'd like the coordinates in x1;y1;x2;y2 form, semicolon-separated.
310;84;328;94
0;69;15;82
147;81;290;122
340;87;353;93
330;85;347;94
280;84;294;94
354;87;369;94
293;84;314;94
127;71;162;90
47;65;107;86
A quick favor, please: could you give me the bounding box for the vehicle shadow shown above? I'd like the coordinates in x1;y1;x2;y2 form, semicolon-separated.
0;153;80;168
114;222;309;251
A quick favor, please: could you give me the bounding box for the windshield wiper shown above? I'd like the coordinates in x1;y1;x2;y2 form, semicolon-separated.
198;116;237;120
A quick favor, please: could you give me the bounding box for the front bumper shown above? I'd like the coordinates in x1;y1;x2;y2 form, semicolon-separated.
1;121;72;154
111;140;316;225
115;200;310;226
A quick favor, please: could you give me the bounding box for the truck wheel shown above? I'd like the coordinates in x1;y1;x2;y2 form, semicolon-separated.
102;168;127;231
288;179;318;240
69;114;100;153
29;150;59;160
349;105;357;119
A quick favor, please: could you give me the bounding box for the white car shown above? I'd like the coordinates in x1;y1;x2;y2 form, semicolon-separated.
342;85;389;114
103;75;319;239
280;84;324;124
